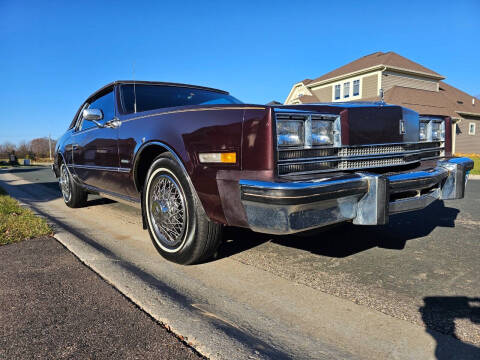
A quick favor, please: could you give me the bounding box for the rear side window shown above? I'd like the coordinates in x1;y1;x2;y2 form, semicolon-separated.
120;84;242;114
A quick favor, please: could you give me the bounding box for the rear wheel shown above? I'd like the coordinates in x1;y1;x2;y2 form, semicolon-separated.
143;154;222;264
59;163;87;208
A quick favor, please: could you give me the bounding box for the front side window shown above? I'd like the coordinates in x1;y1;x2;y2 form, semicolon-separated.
120;84;242;114
469;122;476;135
80;90;115;131
334;84;341;100
343;82;350;98
353;80;360;96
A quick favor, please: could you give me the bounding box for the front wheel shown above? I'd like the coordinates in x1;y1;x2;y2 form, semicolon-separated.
59;163;87;208
143;154;222;264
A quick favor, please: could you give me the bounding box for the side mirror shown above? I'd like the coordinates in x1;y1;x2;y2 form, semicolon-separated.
83;108;103;121
82;108;104;128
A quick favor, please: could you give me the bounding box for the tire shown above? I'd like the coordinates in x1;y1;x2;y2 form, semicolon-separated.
59;163;87;208
143;153;223;264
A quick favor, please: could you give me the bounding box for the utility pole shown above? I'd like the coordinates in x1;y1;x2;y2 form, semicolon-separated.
48;134;52;161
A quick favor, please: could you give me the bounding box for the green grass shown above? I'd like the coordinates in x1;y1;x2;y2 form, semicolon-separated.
0;187;52;245
472;157;480;175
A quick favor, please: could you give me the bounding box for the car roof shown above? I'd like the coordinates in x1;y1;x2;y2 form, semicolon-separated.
88;80;229;100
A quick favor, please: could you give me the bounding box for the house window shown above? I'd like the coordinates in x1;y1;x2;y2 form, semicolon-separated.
353;80;360;96
343;82;350;98
468;122;476;135
334;84;341;100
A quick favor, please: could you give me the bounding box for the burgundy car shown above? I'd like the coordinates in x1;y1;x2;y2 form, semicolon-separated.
53;81;473;264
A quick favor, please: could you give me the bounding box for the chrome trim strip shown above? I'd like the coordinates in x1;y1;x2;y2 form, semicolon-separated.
277;141;444;151
443;157;473;166
278;147;444;163
121;106;264;123
132;140;198;198
240;167;447;198
82;183;141;209
387;168;448;183
277;157;443;176
239;176;365;191
71;164;131;173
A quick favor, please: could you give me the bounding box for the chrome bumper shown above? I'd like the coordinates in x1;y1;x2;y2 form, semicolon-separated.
239;157;474;234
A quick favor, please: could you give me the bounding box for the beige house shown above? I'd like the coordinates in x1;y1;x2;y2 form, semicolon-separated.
285;51;480;154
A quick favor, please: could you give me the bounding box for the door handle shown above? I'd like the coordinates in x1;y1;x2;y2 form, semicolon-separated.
105;119;121;128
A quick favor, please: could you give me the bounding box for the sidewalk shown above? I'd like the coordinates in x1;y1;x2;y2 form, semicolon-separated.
0;236;202;360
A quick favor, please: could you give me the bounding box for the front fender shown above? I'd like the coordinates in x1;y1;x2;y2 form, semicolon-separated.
125;106;248;224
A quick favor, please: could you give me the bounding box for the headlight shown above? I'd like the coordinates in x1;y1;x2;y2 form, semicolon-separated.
419;118;445;141
419;121;428;141
277;120;304;147
312;120;333;145
431;121;445;140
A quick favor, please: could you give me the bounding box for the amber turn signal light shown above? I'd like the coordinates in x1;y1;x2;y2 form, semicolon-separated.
199;152;236;164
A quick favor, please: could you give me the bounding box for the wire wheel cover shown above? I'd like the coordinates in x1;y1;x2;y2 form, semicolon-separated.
149;173;187;248
59;165;71;202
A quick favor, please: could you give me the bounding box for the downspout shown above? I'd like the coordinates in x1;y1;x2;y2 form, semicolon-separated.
452;117;461;154
378;66;387;100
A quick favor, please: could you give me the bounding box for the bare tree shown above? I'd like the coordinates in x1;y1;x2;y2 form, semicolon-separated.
16;140;31;158
29;137;51;158
0;141;16;154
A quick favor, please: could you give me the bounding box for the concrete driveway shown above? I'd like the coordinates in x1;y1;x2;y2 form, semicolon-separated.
1;166;479;359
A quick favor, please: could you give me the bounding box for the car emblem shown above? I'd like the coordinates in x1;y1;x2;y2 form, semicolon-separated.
399;120;406;134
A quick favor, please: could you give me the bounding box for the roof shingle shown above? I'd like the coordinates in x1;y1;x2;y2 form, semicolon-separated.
309;51;443;84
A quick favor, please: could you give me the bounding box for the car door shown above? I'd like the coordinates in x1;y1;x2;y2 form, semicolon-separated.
72;87;120;192
63;103;88;169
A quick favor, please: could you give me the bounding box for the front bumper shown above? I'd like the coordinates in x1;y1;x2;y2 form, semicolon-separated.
239;157;474;234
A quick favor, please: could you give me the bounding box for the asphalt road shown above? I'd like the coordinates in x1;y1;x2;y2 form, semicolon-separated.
1;166;479;359
0;236;202;359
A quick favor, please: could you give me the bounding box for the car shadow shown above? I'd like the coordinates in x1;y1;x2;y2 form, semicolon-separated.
419;296;480;359
0;178;117;208
3;167;48;173
86;197;116;207
217;200;460;259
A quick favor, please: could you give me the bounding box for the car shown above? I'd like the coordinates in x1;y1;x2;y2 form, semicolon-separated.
53;80;474;264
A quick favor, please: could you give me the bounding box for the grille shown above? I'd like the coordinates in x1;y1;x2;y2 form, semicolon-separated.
338;157;405;169
277;142;444;175
278;148;337;160
279;161;335;174
338;145;404;157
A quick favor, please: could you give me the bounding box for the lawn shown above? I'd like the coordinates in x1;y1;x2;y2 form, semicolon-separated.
471;157;480;175
0;187;52;245
456;154;480;175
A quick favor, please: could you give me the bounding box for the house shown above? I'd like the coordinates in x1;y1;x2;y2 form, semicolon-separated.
285;52;480;154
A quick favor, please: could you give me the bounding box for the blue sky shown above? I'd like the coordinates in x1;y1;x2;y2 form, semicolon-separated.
1;0;479;144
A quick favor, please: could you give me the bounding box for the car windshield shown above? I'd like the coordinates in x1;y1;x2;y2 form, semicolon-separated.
120;84;242;113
